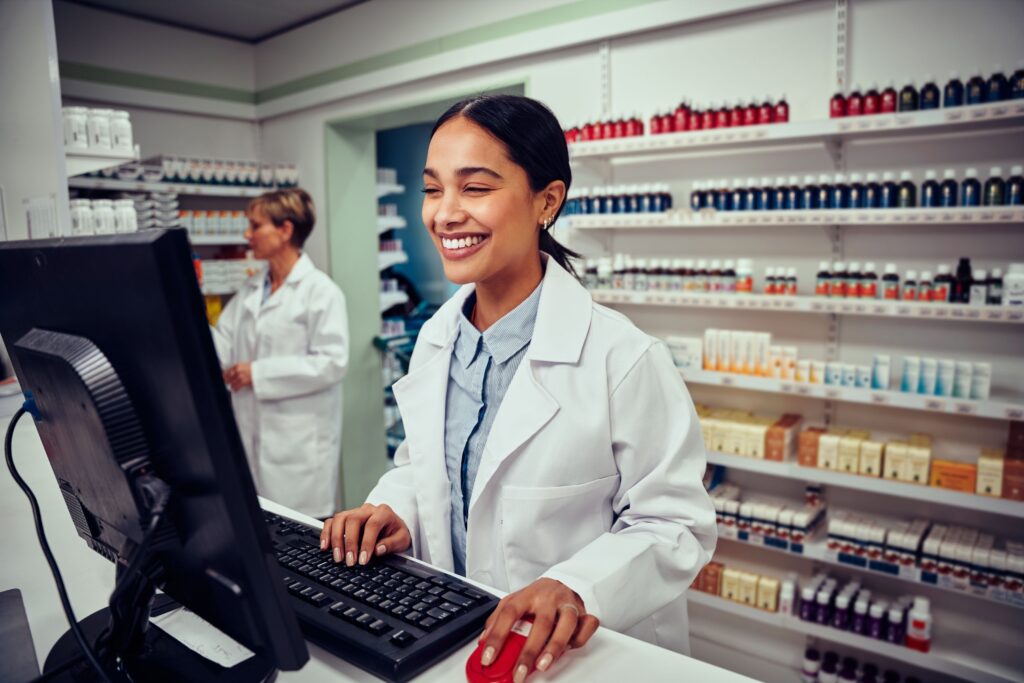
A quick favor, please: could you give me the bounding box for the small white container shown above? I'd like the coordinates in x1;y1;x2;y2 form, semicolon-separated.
260;163;275;187
971;362;992;400
855;365;872;389
918;358;938;395
113;199;138;233
901;356;921;393
1004;263;1024;306
69;199;94;236
872;354;891;390
936;359;956;397
953;361;973;399
841;363;857;387
86;108;114;150
63;106;89;150
110;110;133;153
91;199;116;234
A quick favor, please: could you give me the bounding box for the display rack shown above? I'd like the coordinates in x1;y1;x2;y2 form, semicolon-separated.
376;182;405;198
65;145;141;177
189;235;247;246
379;291;409;313
377;215;408;234
568;206;1024;230
69;176;268;198
378;250;409;271
686;591;1020;683
593;290;1024;324
201;284;240;297
707;451;1024;518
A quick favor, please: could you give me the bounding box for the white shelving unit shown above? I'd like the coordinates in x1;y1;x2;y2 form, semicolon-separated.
569;103;1024;163
686;592;1020;683
593;290;1024;324
65;145;141;177
568;206;1024;230
377;215;408;234
378;250;409;272
69;176;268;198
189;235;247;246
379;290;409;313
201;285;240;296
707;451;1024;518
679;368;1024;421
376;182;406;199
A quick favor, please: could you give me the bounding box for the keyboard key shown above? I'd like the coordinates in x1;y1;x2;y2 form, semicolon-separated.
379;600;395;611
355;613;374;627
442;591;473;608
402;576;419;585
308;569;323;580
384;579;400;589
463;588;488;602
438;602;462;614
426;607;452;621
409;589;425;599
398;597;415;607
368;619;391;636
421;595;440;606
427;586;446;596
418;617;439;631
309;592;331;607
386;591;403;602
403;611;423;623
390;631;416;648
391;605;409;617
365;594;382;606
353;589;370;600
341;583;358;595
342;607;360;620
298;587;316;600
415;581;433;590
328;602;349;615
330;579;346;590
412;602;430;613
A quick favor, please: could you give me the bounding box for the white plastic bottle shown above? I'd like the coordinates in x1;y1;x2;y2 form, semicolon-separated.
969;268;988;306
1004;263;1024;306
905;596;932;652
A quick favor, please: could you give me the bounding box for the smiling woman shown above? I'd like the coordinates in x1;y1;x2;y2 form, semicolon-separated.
323;94;716;683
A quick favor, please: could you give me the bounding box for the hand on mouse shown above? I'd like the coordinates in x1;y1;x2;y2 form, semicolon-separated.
478;578;599;682
321;503;411;566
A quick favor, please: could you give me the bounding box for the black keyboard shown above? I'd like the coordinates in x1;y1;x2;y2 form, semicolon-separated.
264;510;499;682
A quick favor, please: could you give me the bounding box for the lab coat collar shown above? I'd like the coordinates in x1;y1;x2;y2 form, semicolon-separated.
242;252;313;317
418;255;591;365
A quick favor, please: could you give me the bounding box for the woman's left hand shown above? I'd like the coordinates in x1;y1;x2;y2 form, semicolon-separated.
224;362;253;391
478;577;600;682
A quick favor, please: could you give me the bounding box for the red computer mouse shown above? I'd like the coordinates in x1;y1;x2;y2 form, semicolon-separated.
466;618;535;683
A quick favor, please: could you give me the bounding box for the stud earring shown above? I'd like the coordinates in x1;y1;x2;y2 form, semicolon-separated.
542;216;552;230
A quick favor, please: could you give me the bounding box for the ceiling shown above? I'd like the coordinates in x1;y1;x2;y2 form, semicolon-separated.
65;0;369;43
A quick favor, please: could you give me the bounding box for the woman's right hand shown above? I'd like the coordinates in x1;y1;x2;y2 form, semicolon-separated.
320;503;411;567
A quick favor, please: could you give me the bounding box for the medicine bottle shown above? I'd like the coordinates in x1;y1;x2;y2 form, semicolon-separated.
774;95;789;123
880;83;897;114
818;661;838;683
1003;263;1024;305
969;269;988;306
863;83;881;115
940;169;958;207
953;257;973;303
773;176;788;211
801;648;821;683
1008;165;1023;205
851;596;870;634
816;261;831;296
943;72;964;107
736;259;754;294
69;199;94;236
921;170;940;208
109;111;133;152
933;264;953;302
743;177;758;211
729;102;744;128
757;177;774;210
830;262;847;297
905;597;932;652
723;260;738;292
830;173;849;209
830;91;847;118
897;171;916;208
898;80;918;111
63;106;89;150
800;175;819;209
918;271;933;302
983;166;1005;206
986;65;1009;102
785;267;798;295
920;76;940;109
673;101;688;132
880;172;898;209
786;175;800;211
966;71;986;105
708;259;723;292
861;262;879;298
87;108;113;150
731;179;746;212
778;580;795;615
832;593;851;630
817;173;833;209
690;181;704;212
815;587;833;624
847;85;864;116
1012;61;1024;99
961;168;981;207
758;97;774;125
864;172;881;208
847;262;862;298
868;600;889;639
763;267;777;295
902;271;918;301
715;102;730;129
988;268;1004;305
91;199;116;234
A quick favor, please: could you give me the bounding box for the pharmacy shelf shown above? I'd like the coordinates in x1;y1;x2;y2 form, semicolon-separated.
190;235;247;246
201;285;241;296
679;368;1024;422
592;290;1024;325
686;591;1020;683
570;102;1024;163
717;533;1024;610
69;176;268;197
706;451;1024;518
377;215;408;234
380;291;409;313
568;206;1024;230
376;183;406;198
65;145;140;176
378;250;409;271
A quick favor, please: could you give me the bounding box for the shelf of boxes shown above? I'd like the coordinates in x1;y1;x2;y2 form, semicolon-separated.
379;291;409;313
567;206;1024;230
69;176;268;198
66;145;141;177
377;215;408;234
376;183;406;199
569;103;1024;163
378;250;409;272
592;290;1024;324
686;591;1020;683
707;451;1024;518
190;236;248;246
679;368;1024;422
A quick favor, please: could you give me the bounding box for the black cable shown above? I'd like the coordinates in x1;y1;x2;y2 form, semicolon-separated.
5;407;116;683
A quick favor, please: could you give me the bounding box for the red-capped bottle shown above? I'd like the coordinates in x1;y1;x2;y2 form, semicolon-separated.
582;121;594;141
716;102;731;128
743;101;758;126
660;111;674;133
863;83;881;115
880;82;898;113
847;85;864;116
624;115;637;137
612;117;625;139
729;102;744;127
564;126;578;144
601;119;614;139
773;94;789;123
830;92;847;118
702;105;716;130
674;101;688;132
634;114;644;136
650;113;662;136
688;107;703;130
758;97;775;124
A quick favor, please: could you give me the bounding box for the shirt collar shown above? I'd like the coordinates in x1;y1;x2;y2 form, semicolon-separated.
453;281;543;368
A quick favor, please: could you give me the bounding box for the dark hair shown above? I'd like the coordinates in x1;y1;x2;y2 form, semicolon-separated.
248;188;315;248
431;94;581;277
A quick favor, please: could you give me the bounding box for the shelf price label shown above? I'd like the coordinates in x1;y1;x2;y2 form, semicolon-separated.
924;399;946;411
779;383;794;393
720;375;735;386
796;385;811;396
954;402;977;416
1005;407;1024;421
871;393;889;405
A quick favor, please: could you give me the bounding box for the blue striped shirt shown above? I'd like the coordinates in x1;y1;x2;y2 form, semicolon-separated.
445;283;543;576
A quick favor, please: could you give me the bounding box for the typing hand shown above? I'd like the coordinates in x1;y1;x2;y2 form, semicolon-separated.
321;503;411;567
478;578;600;682
224;362;252;391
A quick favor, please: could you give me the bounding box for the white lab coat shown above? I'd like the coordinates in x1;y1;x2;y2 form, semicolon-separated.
366;256;716;654
211;253;349;518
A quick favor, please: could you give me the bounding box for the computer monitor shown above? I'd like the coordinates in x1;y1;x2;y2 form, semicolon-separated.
0;230;309;681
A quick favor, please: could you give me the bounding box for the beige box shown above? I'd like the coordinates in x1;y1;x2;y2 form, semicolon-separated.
906;445;932;485
720;568;741;601
837;437;862;474
704;329;719;371
818;433;842;470
884;441;909;481
756;577;780;612
739;572;760;606
977;448;1005;497
859;440;884;477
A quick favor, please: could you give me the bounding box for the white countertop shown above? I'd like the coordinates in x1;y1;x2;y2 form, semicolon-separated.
0;413;755;683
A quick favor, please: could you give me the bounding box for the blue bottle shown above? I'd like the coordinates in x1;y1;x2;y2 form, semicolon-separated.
773;176;788;211
589;187;603;214
799;175;819;210
785;175;800;211
1012;62;1024;100
691;181;705;212
731;179;746;212
613;186;627;214
714;180;731;211
919;76;941;110
863;173;882;209
966;72;986;105
816;174;832;209
921;170;940;208
940;169;958;207
830;173;850;210
961;168;981;207
880;172;898;209
986;65;1009;102
943;72;964;107
706;183;720;212
756;177;774;210
1008;165;1023;206
743;178;758;211
848;173;866;209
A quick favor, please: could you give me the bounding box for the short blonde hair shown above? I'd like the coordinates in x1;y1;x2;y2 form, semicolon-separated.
248;188;315;248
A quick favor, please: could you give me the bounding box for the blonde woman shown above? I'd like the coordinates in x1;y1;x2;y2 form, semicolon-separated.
211;189;349;518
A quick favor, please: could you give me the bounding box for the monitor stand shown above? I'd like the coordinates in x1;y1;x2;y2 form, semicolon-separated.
42;593;277;683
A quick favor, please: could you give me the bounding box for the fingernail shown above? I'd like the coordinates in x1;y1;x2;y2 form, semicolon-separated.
333;547;341;563
359;550;368;565
513;664;528;683
537;654;553;672
320;538;327;550
376;544;387;556
481;647;495;667
346;551;354;566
